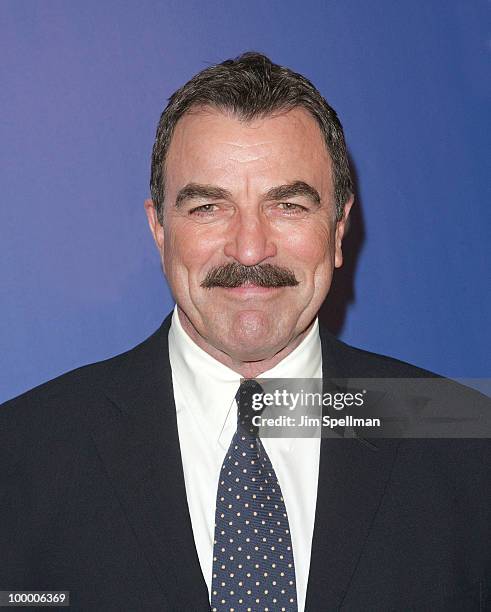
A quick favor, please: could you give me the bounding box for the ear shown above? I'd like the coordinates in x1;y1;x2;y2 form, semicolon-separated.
334;194;354;269
144;199;165;251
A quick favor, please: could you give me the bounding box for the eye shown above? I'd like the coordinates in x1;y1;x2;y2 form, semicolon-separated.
189;203;219;216
276;202;308;215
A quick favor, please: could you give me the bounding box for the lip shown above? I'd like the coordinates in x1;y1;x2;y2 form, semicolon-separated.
220;284;282;296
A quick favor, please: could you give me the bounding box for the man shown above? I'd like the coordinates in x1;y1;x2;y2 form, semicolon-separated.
1;52;489;611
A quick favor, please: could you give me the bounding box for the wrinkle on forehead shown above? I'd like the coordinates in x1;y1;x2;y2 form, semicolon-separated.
225;146;272;164
165;106;334;208
221;139;274;148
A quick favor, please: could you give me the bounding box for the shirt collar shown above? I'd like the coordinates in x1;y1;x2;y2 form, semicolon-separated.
168;305;322;446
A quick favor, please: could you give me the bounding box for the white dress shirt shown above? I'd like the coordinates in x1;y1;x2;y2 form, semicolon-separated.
168;306;322;612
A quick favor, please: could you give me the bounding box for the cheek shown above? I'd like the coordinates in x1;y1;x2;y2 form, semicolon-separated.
282;223;334;270
163;221;220;277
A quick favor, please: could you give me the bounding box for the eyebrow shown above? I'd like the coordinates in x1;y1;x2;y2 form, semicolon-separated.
263;181;321;206
175;180;321;208
175;184;233;208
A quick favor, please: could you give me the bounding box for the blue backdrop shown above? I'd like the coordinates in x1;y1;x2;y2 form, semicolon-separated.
1;1;489;402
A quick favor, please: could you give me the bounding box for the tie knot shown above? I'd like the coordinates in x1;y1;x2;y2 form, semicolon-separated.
236;379;264;436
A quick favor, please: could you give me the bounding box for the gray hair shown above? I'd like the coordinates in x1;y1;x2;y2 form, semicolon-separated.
150;51;353;223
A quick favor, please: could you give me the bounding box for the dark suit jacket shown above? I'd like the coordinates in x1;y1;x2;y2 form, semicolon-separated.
1;315;490;611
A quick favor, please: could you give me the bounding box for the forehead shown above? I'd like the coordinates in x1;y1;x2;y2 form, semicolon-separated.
164;106;333;200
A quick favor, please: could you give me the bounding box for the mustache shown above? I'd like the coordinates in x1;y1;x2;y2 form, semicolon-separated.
201;263;299;289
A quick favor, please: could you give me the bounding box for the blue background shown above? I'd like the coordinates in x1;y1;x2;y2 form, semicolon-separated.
1;1;489;402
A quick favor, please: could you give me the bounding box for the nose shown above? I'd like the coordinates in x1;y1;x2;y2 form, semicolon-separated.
223;209;277;265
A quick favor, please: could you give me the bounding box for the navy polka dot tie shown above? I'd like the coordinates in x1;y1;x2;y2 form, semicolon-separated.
211;380;297;611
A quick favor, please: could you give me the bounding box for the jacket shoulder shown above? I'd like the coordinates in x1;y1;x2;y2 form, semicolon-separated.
319;324;439;378
0;319;169;466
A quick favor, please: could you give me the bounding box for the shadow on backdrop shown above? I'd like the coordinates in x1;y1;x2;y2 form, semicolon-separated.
318;154;365;336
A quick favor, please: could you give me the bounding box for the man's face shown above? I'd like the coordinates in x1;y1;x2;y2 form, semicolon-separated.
146;106;352;363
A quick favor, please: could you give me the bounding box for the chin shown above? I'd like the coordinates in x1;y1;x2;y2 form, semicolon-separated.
223;339;279;364
223;311;287;361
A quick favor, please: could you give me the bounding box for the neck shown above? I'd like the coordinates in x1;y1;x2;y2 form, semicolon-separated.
177;306;315;378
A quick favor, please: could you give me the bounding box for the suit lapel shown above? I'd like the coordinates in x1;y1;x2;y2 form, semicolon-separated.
89;316;398;610
305;328;399;610
90;316;210;610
